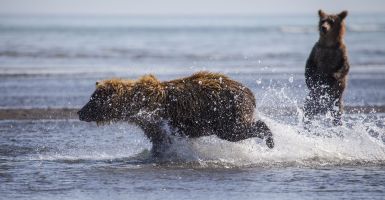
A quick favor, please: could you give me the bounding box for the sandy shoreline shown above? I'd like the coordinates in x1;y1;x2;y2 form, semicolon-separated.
0;108;79;120
0;106;384;120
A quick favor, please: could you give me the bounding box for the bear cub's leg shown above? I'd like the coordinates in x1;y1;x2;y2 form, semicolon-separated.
330;98;343;126
303;92;322;128
304;94;316;122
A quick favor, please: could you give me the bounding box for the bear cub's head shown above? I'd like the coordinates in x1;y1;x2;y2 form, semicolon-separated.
78;76;163;124
318;10;348;39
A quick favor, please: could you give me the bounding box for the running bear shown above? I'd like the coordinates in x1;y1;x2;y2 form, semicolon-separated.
304;10;350;125
78;72;274;155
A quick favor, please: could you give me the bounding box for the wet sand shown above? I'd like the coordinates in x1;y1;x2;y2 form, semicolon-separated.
0;106;384;120
0;108;79;120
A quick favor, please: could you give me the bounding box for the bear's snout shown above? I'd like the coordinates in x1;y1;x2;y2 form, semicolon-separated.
321;26;327;33
77;109;88;121
78;106;93;122
320;24;329;34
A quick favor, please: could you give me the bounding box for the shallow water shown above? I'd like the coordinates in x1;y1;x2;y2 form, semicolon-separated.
1;113;385;199
1;15;385;199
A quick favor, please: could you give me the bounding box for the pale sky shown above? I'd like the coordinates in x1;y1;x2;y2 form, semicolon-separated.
0;0;384;16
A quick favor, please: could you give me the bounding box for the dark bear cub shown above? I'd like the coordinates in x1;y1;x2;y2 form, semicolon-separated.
304;10;350;126
78;72;274;156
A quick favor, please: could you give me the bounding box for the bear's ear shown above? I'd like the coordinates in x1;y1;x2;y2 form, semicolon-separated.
318;9;327;18
96;81;103;88
138;74;159;85
338;10;348;20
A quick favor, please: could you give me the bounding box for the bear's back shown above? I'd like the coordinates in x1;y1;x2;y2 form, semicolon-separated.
163;72;256;137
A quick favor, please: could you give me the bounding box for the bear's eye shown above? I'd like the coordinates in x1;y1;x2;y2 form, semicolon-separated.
328;19;335;24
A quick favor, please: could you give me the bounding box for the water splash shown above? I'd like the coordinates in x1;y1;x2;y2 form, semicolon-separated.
147;76;385;167
31;113;385;168
145;113;385;167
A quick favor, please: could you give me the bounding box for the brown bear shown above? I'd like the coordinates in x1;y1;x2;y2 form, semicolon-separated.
304;10;350;126
78;72;274;156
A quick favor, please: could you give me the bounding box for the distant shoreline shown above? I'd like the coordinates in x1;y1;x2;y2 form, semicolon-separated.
0;106;384;120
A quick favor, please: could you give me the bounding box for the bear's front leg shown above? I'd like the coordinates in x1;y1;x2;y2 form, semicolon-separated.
139;122;173;158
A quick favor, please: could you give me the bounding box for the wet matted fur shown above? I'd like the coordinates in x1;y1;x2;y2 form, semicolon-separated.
78;72;274;155
304;10;350;125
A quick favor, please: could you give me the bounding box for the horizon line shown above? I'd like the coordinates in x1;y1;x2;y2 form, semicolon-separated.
1;11;385;18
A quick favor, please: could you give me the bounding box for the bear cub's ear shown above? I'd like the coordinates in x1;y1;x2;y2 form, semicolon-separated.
318;10;327;18
338;10;348;20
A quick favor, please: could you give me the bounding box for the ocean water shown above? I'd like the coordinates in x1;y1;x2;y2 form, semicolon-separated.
0;15;385;108
1;15;385;199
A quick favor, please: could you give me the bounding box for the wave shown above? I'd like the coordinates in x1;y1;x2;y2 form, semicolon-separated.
3;24;384;34
280;24;385;33
0;48;305;62
279;26;316;33
0;50;111;59
348;24;385;32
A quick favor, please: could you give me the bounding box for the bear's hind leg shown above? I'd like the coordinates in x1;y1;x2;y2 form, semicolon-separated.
218;120;274;148
303;93;318;123
330;98;343;126
251;120;274;148
303;91;324;129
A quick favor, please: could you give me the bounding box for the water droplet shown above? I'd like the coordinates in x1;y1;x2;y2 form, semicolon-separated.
288;76;294;83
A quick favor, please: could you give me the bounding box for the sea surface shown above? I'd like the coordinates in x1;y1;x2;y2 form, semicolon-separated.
1;14;385;199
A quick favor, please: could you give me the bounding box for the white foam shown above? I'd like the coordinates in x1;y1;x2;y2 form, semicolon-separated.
153;114;385;167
